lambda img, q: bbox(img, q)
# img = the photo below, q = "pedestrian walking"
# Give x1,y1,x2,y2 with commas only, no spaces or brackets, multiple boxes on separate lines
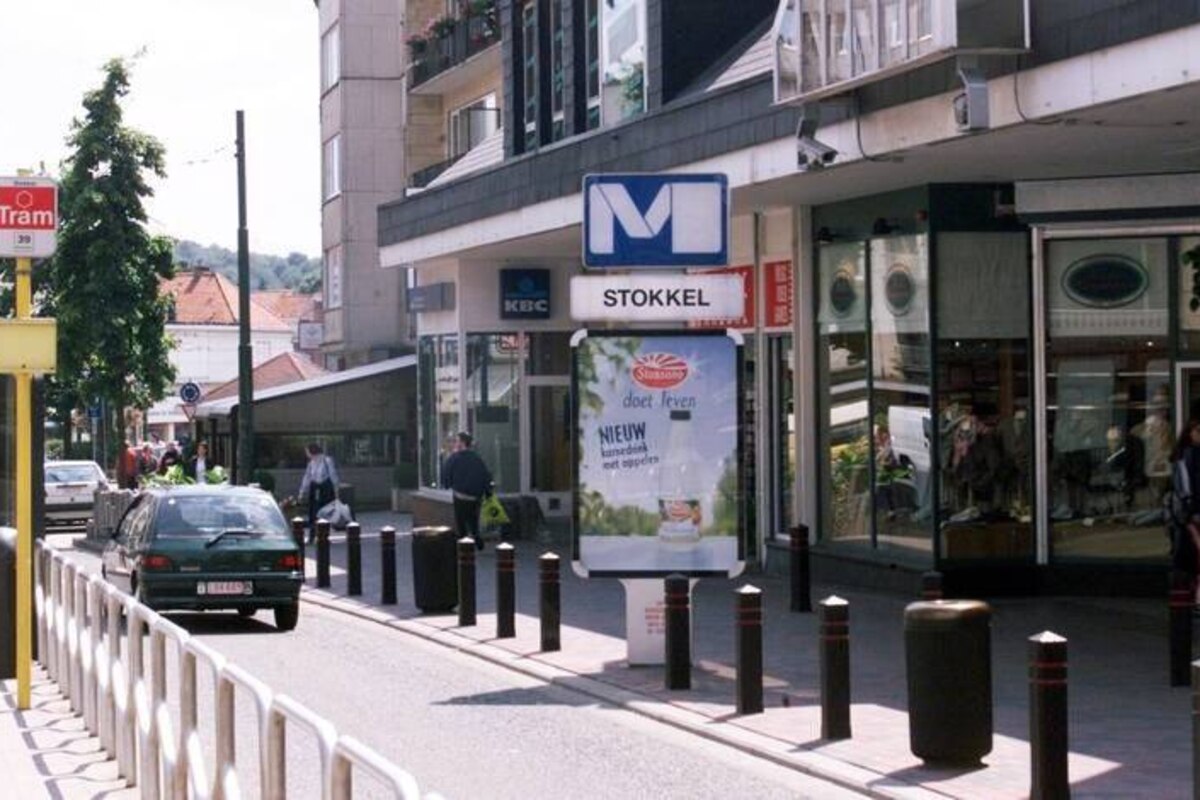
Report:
298,442,339,544
157,441,181,474
115,440,139,490
185,441,212,484
440,431,493,550
1168,420,1200,598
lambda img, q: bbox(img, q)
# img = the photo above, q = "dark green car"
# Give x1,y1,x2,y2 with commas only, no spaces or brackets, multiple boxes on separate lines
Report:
101,485,303,631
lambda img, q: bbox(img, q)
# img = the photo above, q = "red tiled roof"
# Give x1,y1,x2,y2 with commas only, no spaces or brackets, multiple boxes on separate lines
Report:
161,269,292,332
254,290,321,325
202,351,328,402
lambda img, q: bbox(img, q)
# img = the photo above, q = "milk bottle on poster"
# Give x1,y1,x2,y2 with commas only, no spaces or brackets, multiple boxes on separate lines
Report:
657,409,702,544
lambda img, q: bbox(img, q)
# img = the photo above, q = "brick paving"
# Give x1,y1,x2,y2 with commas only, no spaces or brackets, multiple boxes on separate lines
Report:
310,512,1188,797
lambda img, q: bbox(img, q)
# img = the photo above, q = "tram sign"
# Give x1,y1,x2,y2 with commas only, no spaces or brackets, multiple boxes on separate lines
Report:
0,177,58,258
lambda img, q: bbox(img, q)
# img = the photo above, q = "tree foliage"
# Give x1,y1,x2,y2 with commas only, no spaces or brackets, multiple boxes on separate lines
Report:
173,239,321,293
47,59,176,452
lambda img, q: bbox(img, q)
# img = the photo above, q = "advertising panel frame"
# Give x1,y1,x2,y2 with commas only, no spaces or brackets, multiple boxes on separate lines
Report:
571,328,746,579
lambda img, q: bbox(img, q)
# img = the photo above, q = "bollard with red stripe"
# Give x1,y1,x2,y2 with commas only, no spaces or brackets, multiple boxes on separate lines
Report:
665,574,691,690
316,519,332,588
920,570,944,601
790,524,812,613
1170,570,1192,687
820,595,851,740
736,585,764,714
457,537,476,627
496,543,516,638
539,553,561,652
1029,631,1069,800
291,517,307,579
379,526,397,605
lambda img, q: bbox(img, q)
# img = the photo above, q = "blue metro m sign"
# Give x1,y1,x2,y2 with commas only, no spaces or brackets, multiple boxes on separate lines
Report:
583,173,729,269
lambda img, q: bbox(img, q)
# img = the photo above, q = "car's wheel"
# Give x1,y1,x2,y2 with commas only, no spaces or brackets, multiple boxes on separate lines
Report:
237,607,257,618
274,602,299,632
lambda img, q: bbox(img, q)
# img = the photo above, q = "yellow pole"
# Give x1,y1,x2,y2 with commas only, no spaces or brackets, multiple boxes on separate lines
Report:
15,256,32,710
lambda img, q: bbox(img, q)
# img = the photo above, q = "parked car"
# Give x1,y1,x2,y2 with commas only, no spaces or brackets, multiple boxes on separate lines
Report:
100,485,303,631
44,460,109,530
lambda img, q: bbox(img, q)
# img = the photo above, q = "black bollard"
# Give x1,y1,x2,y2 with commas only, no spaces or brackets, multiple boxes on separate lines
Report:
1193,661,1200,800
457,537,476,627
820,595,851,740
664,574,691,690
379,526,397,605
790,524,812,613
539,553,561,652
291,517,306,577
921,570,944,601
346,522,362,596
1170,570,1192,687
736,585,764,715
496,543,516,638
1029,631,1069,800
316,519,332,588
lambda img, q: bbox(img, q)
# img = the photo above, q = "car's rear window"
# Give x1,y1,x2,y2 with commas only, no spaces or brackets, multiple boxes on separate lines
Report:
154,494,289,539
45,465,103,483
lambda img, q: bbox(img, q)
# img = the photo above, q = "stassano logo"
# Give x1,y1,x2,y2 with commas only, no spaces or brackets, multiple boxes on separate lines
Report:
632,353,689,390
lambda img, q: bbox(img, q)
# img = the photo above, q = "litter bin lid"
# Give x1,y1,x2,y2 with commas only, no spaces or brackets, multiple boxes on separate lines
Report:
904,599,991,628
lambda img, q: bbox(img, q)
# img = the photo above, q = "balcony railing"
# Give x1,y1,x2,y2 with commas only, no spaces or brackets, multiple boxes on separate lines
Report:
410,4,500,89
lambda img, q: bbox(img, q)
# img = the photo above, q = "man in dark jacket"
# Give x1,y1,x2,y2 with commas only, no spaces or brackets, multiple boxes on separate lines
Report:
440,431,493,550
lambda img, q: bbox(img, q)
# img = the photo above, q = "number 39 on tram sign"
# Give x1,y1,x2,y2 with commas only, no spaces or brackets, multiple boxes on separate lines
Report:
0,177,58,258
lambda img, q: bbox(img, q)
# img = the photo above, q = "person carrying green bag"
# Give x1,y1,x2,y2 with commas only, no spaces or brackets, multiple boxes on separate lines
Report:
440,431,495,550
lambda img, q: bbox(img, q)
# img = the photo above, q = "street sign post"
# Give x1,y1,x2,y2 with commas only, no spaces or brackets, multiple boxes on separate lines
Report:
179,381,202,405
0,174,59,710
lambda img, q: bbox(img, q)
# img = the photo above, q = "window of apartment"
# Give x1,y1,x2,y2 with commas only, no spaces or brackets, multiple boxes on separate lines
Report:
550,0,566,141
585,0,601,129
320,24,341,91
522,1,539,151
324,245,343,309
601,0,645,123
322,134,341,200
449,94,498,159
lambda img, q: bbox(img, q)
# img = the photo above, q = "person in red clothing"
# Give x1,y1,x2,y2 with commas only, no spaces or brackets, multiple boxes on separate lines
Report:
115,441,139,490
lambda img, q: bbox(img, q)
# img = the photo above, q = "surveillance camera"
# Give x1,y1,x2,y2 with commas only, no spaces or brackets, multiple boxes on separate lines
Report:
797,136,837,170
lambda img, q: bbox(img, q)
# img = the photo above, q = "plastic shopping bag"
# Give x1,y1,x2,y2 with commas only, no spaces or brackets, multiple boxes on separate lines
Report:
480,493,510,527
317,499,353,530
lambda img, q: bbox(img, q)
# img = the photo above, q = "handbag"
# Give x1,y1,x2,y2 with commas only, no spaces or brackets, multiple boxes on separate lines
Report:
480,493,510,527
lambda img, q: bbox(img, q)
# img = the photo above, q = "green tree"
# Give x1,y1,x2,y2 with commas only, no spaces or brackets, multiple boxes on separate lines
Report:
47,59,176,460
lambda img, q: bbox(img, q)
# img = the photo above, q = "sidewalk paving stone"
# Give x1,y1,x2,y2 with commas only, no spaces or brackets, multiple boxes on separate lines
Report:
302,510,1187,799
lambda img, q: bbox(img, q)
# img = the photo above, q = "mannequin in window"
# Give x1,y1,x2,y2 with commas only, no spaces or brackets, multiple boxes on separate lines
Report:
1134,385,1174,512
996,407,1031,519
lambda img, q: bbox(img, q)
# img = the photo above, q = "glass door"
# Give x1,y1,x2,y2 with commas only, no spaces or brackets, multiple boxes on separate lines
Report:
524,376,572,515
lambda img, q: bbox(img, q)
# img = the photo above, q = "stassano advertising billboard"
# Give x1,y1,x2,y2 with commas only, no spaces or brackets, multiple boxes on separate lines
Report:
571,329,744,577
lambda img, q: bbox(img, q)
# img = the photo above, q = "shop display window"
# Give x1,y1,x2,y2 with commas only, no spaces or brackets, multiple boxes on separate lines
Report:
936,233,1033,560
816,242,869,546
466,334,521,493
1045,237,1170,561
418,335,461,489
0,376,11,526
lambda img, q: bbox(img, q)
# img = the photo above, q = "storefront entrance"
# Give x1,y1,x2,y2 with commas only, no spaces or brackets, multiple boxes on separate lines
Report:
523,377,572,515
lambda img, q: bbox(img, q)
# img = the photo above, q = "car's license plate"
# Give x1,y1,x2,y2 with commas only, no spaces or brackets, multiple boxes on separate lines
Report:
197,581,252,596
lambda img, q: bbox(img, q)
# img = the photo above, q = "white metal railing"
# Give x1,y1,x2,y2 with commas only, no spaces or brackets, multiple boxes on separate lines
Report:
34,541,444,800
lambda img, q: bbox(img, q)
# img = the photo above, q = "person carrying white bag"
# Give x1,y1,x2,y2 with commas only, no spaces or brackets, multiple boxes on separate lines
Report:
298,442,341,542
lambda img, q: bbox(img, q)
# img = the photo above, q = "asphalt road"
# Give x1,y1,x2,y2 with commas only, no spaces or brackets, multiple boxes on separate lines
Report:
62,543,867,800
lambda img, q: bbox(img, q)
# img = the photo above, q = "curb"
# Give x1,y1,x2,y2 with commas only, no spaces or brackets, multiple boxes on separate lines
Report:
298,587,951,800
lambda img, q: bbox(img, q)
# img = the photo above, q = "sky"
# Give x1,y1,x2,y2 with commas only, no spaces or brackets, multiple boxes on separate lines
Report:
0,0,321,256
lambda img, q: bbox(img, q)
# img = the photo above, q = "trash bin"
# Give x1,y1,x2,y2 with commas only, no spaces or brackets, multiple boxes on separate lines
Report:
904,599,993,764
411,526,457,612
0,528,16,679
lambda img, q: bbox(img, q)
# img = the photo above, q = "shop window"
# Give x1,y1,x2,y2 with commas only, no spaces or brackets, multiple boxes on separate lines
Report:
768,335,796,537
0,376,11,527
527,332,571,376
869,235,931,555
466,335,521,493
1045,237,1171,562
936,233,1032,561
418,335,461,489
1178,236,1200,356
816,242,869,546
253,433,404,471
